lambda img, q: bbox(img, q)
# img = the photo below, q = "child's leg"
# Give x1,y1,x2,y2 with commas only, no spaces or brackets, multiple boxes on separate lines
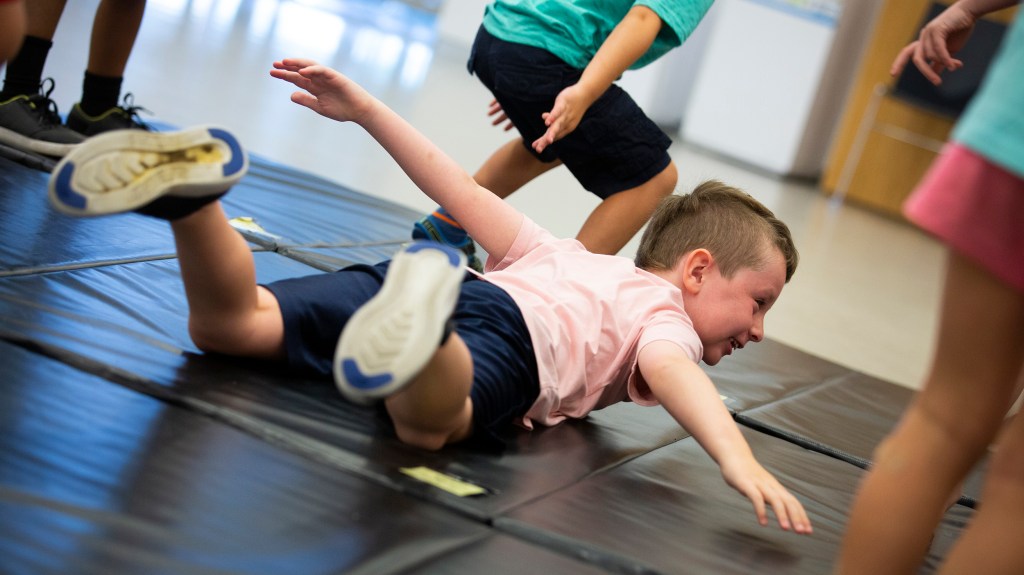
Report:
385,333,475,450
0,1,25,65
334,242,473,450
171,202,285,360
473,138,562,199
46,126,279,359
836,252,1024,573
575,160,677,255
86,0,145,78
938,406,1024,573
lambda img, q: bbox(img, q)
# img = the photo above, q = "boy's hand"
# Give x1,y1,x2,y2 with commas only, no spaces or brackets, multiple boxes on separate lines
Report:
720,455,813,534
270,58,375,123
532,83,593,153
487,99,515,132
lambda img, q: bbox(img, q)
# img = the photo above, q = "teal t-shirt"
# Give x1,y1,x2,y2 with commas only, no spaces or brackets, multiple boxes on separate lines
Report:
952,9,1024,178
481,0,714,70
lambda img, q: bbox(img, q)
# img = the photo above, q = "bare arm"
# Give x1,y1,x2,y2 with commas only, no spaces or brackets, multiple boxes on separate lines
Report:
532,5,664,152
270,58,523,260
891,0,1019,84
638,340,812,534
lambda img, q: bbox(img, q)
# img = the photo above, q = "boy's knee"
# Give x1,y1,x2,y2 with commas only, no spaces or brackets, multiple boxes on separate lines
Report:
188,320,245,355
394,426,448,451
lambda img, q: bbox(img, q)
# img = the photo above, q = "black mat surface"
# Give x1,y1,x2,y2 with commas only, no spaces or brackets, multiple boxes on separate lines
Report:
735,372,988,505
0,149,974,573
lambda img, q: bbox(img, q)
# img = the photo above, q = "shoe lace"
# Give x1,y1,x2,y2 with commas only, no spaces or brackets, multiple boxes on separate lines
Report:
26,78,66,128
116,93,152,130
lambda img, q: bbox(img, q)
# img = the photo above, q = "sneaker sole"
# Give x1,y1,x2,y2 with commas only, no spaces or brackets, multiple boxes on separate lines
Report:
48,125,247,217
0,126,83,157
334,241,467,405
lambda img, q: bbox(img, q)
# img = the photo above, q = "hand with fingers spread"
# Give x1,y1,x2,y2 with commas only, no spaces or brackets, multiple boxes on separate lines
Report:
487,99,515,132
891,3,980,85
720,455,813,534
269,58,376,124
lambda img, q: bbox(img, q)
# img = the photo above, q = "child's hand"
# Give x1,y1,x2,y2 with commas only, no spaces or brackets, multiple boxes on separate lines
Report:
487,99,515,132
890,3,976,85
720,456,813,534
270,58,375,124
532,83,591,153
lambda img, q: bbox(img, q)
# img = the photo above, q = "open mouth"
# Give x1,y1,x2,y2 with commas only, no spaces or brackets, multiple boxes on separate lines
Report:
730,338,742,351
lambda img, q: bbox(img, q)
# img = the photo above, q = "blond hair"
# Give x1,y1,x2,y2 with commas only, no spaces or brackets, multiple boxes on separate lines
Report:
634,180,798,282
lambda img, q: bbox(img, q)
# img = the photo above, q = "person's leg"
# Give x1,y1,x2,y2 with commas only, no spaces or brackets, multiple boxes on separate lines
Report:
85,0,145,79
68,0,148,134
0,0,84,156
938,404,1024,574
473,138,562,199
0,0,27,65
576,160,677,255
835,251,1024,574
171,202,286,360
46,125,275,357
1,0,65,97
384,333,475,450
334,242,475,450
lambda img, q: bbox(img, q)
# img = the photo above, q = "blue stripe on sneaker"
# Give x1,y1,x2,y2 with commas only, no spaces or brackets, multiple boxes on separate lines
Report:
342,359,393,390
406,241,462,267
53,162,86,209
208,128,245,177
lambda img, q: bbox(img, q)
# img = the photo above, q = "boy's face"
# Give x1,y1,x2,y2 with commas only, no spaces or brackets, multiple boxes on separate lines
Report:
686,248,786,365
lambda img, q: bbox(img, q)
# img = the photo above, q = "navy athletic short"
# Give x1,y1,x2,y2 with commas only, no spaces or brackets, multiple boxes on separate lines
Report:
263,261,540,451
468,25,673,199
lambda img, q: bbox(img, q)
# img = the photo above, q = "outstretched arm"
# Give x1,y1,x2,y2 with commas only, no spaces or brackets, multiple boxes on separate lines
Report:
638,340,813,534
532,5,663,152
891,0,1019,84
270,58,523,260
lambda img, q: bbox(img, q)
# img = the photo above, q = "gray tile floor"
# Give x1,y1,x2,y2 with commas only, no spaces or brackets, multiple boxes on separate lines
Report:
37,0,943,390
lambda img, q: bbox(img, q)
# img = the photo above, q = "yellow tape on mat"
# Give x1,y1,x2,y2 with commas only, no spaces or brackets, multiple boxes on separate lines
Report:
400,466,487,497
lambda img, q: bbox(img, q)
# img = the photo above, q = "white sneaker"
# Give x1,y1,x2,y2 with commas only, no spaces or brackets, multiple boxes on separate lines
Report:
48,125,247,219
334,241,467,404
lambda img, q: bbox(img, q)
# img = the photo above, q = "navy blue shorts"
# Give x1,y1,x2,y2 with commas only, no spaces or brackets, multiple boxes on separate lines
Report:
263,261,539,451
468,25,673,199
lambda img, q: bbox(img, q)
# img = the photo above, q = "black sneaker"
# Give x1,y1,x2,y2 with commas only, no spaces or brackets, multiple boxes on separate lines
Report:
0,79,85,157
48,125,248,220
66,93,152,136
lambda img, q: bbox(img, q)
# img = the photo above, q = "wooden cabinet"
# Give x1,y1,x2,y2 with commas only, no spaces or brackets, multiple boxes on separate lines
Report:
821,0,1017,219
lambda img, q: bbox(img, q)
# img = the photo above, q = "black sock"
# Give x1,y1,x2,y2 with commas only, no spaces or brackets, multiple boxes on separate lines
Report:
1,36,53,100
79,72,124,116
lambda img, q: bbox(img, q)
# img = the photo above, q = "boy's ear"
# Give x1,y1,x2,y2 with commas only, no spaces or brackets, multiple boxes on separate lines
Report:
679,248,714,294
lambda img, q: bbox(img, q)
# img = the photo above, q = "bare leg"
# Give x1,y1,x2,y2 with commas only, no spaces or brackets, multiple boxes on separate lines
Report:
473,138,561,200
835,252,1024,574
0,1,26,64
23,0,66,39
170,202,285,360
940,408,1024,574
87,0,145,76
385,333,475,451
475,140,677,255
576,160,677,255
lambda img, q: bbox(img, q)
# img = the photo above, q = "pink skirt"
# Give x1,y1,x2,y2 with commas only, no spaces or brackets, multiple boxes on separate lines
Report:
904,143,1024,293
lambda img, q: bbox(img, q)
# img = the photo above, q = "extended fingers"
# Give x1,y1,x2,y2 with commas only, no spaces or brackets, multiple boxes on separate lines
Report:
765,487,813,535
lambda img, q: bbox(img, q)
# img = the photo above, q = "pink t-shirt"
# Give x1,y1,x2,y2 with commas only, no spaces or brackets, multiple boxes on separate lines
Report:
481,216,703,428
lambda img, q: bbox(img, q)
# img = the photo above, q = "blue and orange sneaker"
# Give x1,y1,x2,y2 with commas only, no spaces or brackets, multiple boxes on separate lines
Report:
334,241,466,405
48,125,247,220
412,206,483,273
